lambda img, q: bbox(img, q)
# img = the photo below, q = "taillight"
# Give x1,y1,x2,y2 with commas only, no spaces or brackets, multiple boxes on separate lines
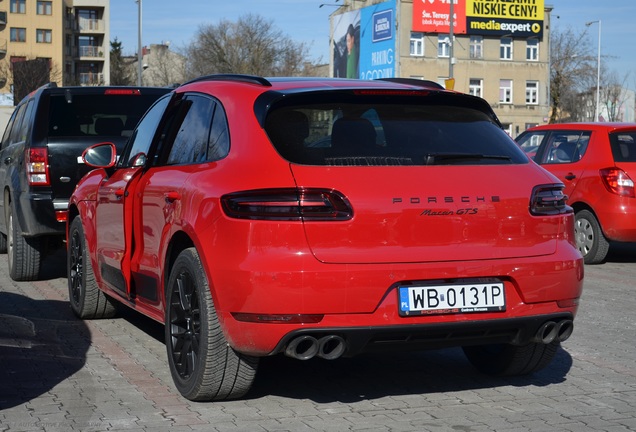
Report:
600,168,635,198
530,184,572,216
26,148,50,186
221,188,353,221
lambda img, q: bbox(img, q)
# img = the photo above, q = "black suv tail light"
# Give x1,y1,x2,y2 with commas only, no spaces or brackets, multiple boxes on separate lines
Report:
221,188,353,221
530,184,572,216
26,148,50,186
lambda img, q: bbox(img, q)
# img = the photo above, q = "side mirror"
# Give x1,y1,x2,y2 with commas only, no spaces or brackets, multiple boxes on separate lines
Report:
83,142,117,168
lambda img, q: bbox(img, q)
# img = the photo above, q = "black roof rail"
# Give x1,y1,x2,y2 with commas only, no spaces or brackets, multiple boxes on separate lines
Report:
376,77,445,90
183,74,272,87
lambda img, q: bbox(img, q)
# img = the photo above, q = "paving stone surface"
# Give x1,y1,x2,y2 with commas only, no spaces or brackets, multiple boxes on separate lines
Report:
1,244,635,431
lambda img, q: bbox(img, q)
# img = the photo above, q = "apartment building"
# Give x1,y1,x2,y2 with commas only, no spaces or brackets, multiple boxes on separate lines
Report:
0,0,110,103
330,0,551,136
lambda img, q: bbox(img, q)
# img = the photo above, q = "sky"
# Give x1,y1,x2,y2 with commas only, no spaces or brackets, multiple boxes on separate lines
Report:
110,0,636,87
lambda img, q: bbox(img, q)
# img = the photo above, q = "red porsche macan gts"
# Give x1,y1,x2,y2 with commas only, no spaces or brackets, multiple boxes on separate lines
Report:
67,75,584,401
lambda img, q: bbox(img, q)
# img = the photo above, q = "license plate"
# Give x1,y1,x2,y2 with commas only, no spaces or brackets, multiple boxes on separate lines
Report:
399,282,506,316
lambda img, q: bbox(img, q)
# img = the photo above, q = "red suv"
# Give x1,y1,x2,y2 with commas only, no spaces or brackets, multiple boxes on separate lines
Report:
516,123,636,264
67,75,583,401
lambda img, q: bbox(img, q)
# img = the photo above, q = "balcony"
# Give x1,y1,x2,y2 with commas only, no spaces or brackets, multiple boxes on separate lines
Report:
76,17,104,33
79,72,104,86
78,45,104,58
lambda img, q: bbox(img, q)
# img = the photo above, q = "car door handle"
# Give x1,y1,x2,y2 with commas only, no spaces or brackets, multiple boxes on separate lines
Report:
164,191,180,203
564,173,576,180
115,188,126,199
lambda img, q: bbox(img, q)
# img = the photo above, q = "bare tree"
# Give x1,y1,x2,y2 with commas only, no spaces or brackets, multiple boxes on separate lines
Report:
549,27,596,123
184,14,318,79
598,69,631,122
143,44,186,87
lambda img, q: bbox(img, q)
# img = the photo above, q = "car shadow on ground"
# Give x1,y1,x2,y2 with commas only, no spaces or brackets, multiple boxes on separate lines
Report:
605,242,636,263
0,292,90,410
247,346,573,403
91,295,575,403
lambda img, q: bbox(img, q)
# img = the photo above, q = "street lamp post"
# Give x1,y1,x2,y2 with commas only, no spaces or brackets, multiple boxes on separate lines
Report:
137,0,143,86
586,20,601,122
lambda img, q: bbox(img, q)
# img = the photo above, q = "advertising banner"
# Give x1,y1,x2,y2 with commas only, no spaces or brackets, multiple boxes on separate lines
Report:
412,0,467,34
411,0,544,39
332,0,396,80
466,0,544,38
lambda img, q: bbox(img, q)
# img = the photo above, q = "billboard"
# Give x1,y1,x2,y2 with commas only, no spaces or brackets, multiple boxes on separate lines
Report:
466,0,544,38
332,0,396,80
412,0,544,39
412,0,466,34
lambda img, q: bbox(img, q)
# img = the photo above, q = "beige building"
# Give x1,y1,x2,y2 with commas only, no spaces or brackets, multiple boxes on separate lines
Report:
0,0,110,103
330,0,552,136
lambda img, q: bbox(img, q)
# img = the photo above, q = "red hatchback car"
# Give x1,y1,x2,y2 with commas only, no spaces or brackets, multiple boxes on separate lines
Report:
67,75,583,401
516,123,636,264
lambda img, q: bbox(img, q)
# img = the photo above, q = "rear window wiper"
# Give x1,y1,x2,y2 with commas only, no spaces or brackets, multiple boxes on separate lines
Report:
424,153,512,165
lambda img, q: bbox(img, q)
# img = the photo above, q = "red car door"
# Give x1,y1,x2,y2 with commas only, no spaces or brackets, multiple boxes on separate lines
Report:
94,94,174,299
95,166,142,297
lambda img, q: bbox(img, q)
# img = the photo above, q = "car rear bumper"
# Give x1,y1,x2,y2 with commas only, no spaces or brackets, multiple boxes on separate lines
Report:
17,192,67,237
595,197,636,241
209,242,583,356
272,313,575,359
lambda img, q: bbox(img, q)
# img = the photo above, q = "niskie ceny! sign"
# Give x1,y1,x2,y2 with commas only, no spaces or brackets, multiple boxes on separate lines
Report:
412,0,544,39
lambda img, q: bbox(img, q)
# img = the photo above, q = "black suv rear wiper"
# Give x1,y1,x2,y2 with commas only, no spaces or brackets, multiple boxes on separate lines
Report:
424,153,512,165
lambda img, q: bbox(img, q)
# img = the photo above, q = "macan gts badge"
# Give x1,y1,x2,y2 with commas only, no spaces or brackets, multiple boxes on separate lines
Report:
67,74,584,401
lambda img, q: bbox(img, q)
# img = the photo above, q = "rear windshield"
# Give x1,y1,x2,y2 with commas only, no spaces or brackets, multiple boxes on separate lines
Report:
610,132,636,162
48,93,163,137
264,94,527,166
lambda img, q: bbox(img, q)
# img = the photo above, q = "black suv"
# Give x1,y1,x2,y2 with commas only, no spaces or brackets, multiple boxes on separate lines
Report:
0,83,171,280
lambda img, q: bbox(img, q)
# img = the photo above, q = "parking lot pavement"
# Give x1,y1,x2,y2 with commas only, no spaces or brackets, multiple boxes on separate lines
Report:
1,244,636,432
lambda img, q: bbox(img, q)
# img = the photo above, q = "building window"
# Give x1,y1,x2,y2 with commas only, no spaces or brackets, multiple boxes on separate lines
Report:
438,35,450,58
499,79,513,104
469,79,483,98
500,37,513,60
410,32,424,57
10,27,26,42
36,29,52,44
469,36,483,59
526,39,539,61
526,81,539,105
37,1,52,15
10,0,26,14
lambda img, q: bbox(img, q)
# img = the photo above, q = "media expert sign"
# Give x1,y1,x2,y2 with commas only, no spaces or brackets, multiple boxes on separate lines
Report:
359,0,396,80
412,0,544,38
466,0,544,37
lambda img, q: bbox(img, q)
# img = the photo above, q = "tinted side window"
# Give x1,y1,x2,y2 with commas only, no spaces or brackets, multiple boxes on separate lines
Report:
4,101,31,147
166,94,229,165
1,105,21,149
610,132,636,162
120,95,172,167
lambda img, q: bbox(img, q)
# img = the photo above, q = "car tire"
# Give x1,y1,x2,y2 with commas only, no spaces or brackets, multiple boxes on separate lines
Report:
67,216,117,319
463,341,559,376
165,247,258,401
574,209,610,264
7,201,42,281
